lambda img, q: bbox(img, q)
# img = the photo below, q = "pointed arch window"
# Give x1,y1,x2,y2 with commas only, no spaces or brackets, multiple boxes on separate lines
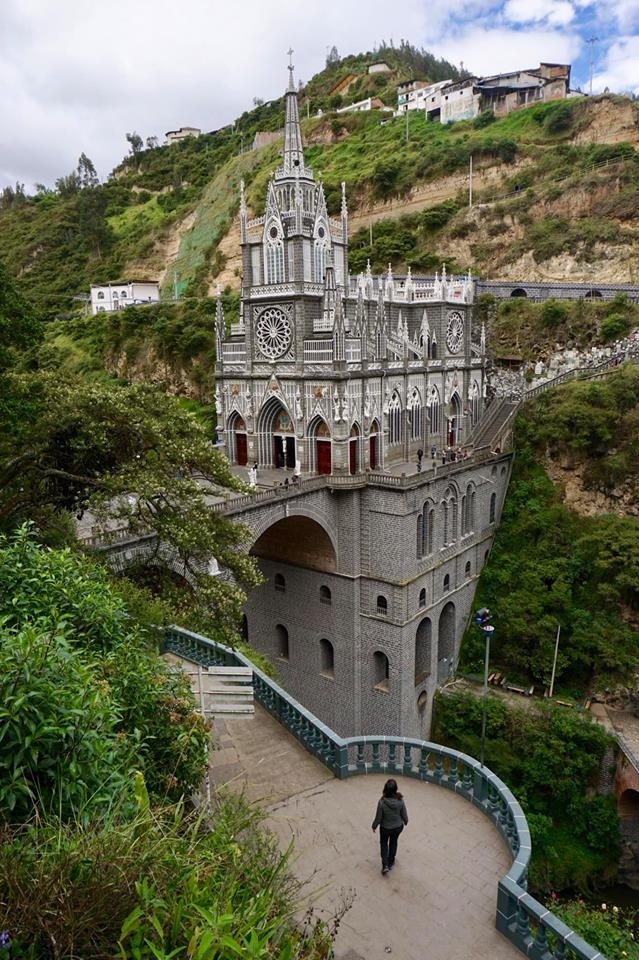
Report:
407,388,422,441
314,224,329,282
389,391,402,445
490,492,497,524
428,387,441,436
417,500,435,558
265,223,284,284
442,486,458,546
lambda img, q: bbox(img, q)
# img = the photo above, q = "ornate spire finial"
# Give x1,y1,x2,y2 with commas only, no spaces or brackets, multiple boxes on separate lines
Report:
287,47,295,90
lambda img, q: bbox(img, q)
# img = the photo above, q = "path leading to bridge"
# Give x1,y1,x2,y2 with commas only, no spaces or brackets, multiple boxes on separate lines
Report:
210,705,519,960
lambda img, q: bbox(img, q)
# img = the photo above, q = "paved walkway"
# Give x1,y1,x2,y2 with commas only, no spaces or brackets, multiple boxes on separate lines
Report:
210,705,519,960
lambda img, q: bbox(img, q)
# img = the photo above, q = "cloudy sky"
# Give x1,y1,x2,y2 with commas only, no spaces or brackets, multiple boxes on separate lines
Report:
1,0,637,192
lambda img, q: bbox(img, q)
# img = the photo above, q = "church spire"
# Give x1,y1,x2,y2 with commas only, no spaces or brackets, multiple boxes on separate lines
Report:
282,48,305,176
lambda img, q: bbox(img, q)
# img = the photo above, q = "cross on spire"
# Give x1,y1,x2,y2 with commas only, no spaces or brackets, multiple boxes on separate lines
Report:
287,47,295,89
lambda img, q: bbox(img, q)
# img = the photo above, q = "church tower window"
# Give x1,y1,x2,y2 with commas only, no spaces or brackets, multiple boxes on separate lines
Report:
389,392,402,445
408,388,422,441
265,224,284,283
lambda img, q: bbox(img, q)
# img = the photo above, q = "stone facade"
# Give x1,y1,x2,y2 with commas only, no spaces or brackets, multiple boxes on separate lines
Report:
214,61,511,738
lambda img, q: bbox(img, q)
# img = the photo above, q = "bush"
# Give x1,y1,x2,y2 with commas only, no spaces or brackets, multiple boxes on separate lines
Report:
0,795,338,959
541,299,568,329
544,101,574,135
600,312,631,342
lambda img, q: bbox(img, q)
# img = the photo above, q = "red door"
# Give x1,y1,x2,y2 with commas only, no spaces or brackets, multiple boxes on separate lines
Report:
369,434,378,469
317,440,332,475
349,438,358,475
236,433,248,465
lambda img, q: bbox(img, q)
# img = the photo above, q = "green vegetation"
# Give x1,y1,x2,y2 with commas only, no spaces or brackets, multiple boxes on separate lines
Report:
553,900,639,960
461,366,639,695
433,691,618,893
0,529,335,958
487,295,639,362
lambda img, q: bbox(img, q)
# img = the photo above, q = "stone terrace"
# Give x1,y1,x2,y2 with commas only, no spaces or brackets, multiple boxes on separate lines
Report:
211,704,518,960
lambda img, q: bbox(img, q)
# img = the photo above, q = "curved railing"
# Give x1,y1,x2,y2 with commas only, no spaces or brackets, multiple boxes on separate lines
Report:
162,626,605,960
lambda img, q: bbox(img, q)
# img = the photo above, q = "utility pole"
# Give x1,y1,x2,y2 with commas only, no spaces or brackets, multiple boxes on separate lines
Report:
549,624,561,698
469,155,473,208
587,37,599,96
405,105,409,143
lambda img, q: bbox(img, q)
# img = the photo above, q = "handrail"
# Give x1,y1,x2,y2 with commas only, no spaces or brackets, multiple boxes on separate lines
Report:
162,626,605,960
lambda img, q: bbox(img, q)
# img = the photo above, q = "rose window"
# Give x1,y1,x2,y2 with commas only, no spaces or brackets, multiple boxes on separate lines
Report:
255,308,292,360
446,311,464,354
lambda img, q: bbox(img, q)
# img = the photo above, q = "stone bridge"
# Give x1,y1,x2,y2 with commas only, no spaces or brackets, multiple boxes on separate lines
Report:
477,279,639,303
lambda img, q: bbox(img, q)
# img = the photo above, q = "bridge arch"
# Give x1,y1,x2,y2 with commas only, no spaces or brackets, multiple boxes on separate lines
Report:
510,288,528,298
250,514,337,573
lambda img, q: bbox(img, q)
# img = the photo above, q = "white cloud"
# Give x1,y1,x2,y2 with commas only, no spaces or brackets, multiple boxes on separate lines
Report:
504,0,576,27
593,35,639,93
440,26,579,77
0,0,635,191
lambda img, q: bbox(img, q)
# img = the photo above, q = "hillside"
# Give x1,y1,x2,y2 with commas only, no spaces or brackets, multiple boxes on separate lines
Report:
1,45,638,319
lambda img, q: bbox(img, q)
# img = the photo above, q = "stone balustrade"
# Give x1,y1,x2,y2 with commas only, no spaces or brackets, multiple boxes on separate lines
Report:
161,625,605,960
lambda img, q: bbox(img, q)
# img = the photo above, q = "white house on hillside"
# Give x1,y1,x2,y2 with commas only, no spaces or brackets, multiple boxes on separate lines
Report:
165,126,201,144
90,280,160,315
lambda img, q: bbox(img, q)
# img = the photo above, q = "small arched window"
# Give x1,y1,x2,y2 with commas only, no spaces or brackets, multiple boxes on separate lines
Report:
374,651,390,691
419,587,426,608
376,595,388,616
320,638,334,678
275,624,289,660
465,560,471,577
490,492,497,524
97,291,105,299
320,585,332,605
443,574,450,593
274,573,286,592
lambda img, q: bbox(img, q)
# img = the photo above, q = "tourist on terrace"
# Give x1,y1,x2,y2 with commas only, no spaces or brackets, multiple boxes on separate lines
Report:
372,778,409,875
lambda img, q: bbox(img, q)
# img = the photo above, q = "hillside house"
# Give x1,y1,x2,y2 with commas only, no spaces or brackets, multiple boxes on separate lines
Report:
368,60,391,74
439,63,571,124
165,126,201,144
336,96,391,115
398,62,571,124
90,280,159,315
398,79,453,114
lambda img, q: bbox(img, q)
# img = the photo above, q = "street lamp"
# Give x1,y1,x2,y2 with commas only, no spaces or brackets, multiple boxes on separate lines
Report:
475,608,495,768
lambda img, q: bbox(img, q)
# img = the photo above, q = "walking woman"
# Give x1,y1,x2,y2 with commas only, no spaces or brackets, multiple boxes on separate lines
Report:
372,778,409,875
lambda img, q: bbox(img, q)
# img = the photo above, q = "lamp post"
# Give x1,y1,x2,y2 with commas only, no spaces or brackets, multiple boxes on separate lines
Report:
475,608,494,768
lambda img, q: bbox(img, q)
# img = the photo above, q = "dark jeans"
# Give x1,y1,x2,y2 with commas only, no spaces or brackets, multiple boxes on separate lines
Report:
380,824,403,868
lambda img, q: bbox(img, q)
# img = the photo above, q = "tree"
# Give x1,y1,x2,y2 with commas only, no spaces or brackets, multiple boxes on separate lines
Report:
0,526,209,808
145,135,159,150
0,375,262,644
326,45,340,66
0,259,41,375
77,152,99,189
125,131,144,156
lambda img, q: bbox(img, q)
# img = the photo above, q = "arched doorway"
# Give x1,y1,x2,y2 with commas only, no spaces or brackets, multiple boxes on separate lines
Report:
349,423,360,475
369,418,380,469
447,393,462,447
229,413,248,465
437,601,455,683
510,288,528,298
256,398,296,468
312,418,332,475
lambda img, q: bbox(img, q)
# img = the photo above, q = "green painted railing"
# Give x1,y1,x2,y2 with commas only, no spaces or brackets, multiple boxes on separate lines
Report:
162,626,605,960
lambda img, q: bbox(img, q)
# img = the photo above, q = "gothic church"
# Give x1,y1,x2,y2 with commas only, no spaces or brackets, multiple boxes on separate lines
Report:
214,61,510,738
